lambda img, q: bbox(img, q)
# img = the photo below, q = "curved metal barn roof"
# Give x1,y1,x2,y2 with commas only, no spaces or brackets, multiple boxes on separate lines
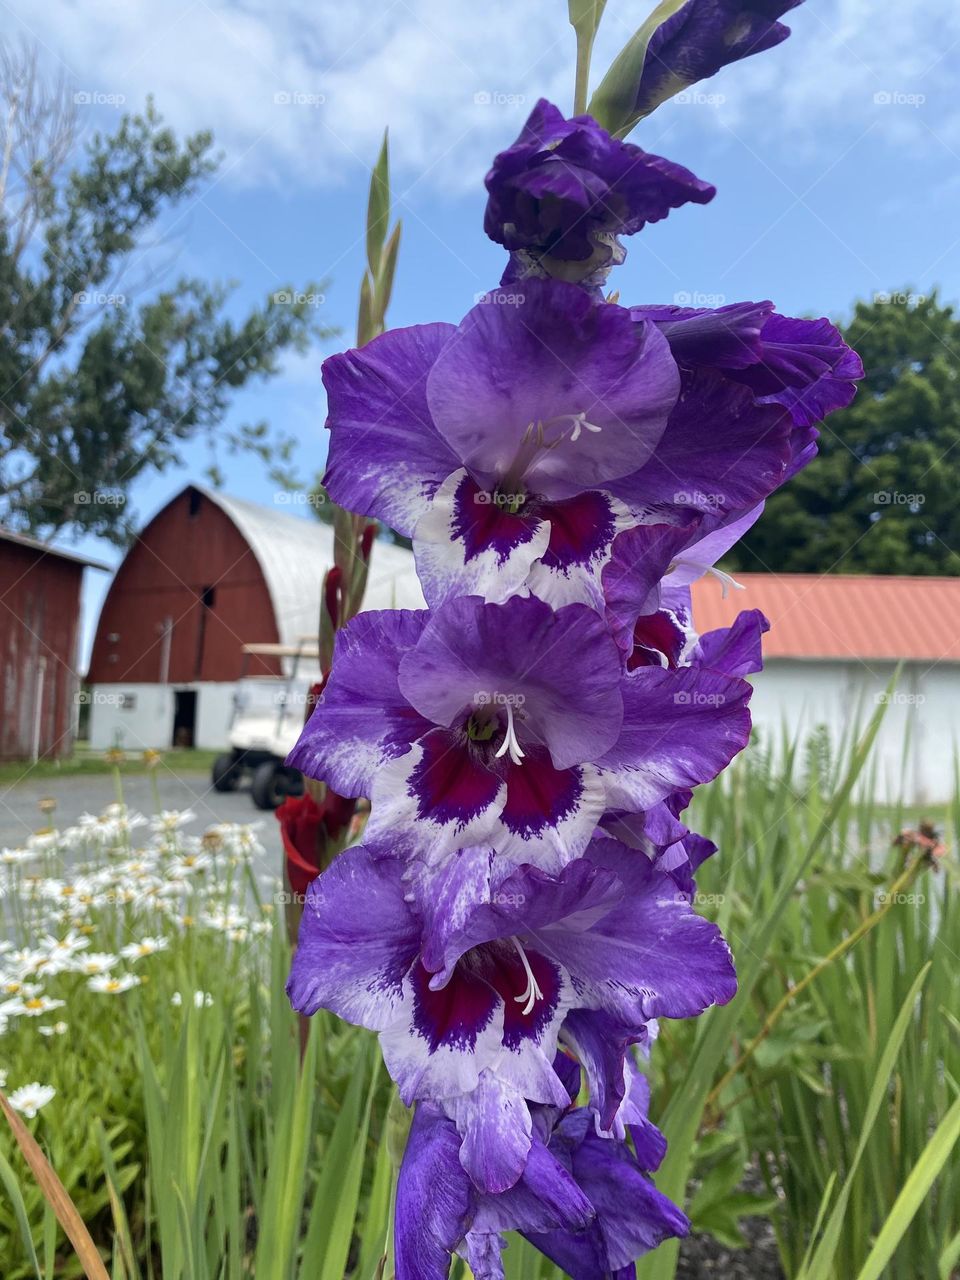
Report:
194,485,425,646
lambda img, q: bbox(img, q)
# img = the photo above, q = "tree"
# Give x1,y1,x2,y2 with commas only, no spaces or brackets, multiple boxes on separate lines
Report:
727,289,960,576
0,42,335,545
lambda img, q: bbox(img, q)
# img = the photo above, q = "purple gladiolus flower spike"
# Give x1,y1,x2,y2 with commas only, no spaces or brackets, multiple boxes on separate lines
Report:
284,16,844,1269
288,594,753,866
483,98,715,289
322,278,683,612
633,1,805,118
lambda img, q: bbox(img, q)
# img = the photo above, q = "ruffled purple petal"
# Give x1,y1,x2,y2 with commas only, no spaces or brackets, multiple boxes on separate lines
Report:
287,610,430,797
418,857,623,983
286,846,418,1029
728,312,864,426
561,1007,648,1133
322,322,461,535
602,519,702,656
596,667,753,811
425,281,679,499
696,608,770,677
396,1105,473,1280
631,300,774,368
543,836,737,1023
607,366,791,521
526,1113,688,1276
450,1071,534,1192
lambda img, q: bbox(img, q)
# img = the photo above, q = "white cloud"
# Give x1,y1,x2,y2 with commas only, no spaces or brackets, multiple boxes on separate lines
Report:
0,0,955,191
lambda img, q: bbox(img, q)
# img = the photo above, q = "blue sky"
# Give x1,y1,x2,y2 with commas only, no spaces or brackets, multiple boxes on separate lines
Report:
1,0,957,665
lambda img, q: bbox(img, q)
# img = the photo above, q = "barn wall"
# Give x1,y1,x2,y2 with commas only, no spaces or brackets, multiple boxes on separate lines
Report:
0,542,83,761
88,681,237,751
749,659,949,804
88,489,282,685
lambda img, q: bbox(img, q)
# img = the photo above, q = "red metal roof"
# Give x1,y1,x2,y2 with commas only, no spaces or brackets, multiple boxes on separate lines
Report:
691,574,960,663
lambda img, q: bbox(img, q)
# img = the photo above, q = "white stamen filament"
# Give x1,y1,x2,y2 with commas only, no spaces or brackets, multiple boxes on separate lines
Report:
511,937,543,1016
705,565,745,599
673,559,746,600
493,700,526,766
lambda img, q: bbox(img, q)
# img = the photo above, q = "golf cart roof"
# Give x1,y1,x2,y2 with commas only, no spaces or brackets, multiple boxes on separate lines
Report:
241,641,320,658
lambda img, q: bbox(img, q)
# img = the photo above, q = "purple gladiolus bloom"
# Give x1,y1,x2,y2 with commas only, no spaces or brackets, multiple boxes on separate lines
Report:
633,0,804,118
288,840,734,1193
321,278,682,611
483,99,715,288
288,595,753,866
394,1057,687,1279
320,280,804,611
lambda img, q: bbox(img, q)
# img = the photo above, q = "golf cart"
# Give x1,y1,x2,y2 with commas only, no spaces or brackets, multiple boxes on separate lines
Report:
211,640,321,810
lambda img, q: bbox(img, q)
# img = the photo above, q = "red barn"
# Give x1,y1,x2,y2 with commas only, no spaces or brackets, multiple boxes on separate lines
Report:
0,527,107,761
87,484,423,751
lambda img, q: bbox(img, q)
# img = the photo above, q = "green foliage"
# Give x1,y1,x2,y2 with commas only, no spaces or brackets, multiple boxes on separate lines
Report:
729,290,960,575
0,46,336,545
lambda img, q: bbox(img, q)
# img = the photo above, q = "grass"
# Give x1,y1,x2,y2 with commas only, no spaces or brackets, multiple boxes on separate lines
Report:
0,748,219,785
1,716,959,1279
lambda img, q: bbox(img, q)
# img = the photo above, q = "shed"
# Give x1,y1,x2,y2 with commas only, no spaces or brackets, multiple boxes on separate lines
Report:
691,573,960,804
87,484,424,751
0,528,107,762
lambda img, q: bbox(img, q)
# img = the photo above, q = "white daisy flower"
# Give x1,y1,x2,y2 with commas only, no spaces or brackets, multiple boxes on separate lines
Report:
1,994,66,1018
75,952,119,976
9,1082,56,1117
200,907,248,932
87,974,140,995
37,930,90,957
120,937,169,962
26,832,59,853
37,1021,69,1037
0,977,41,998
150,810,196,833
0,847,33,866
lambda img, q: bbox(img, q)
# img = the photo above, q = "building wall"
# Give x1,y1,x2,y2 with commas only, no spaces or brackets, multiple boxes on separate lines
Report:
88,682,238,751
0,542,83,761
751,659,951,804
87,488,281,686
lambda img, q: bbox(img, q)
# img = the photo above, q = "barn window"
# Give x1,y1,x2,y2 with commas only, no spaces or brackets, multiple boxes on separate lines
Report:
201,585,216,608
188,489,201,518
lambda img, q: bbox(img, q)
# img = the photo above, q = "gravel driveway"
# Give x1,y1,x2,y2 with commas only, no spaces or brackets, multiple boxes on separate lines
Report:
0,769,283,881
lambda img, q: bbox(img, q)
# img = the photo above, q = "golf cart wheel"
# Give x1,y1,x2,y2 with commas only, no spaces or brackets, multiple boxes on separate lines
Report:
212,753,241,792
251,761,287,810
